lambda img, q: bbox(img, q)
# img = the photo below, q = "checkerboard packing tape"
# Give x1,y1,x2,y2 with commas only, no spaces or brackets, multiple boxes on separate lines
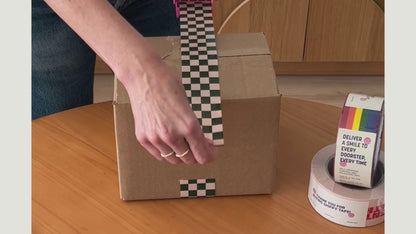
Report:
176,0,224,146
334,93,384,188
308,144,384,227
179,178,216,198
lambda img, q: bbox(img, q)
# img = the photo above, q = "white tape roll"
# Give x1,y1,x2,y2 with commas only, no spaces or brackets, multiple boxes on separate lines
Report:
308,144,384,227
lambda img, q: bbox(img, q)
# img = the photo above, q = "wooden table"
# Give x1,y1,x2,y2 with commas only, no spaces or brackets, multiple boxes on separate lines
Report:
32,97,384,233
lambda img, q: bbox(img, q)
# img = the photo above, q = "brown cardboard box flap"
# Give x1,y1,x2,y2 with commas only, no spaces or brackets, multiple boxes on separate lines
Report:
114,33,278,104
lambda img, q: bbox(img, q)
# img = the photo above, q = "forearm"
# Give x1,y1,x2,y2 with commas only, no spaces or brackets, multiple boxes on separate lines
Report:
44,0,163,85
42,0,217,165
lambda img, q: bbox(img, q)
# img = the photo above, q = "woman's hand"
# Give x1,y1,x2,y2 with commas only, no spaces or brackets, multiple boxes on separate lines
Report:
120,56,219,164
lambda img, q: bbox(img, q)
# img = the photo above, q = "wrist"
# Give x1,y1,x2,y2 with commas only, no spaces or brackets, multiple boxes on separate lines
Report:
113,45,164,87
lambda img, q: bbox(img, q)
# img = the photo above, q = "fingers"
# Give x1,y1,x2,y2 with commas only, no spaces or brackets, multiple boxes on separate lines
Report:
136,132,181,164
137,130,198,164
149,135,184,164
136,127,216,165
167,138,197,165
158,127,198,164
184,122,219,164
133,100,218,164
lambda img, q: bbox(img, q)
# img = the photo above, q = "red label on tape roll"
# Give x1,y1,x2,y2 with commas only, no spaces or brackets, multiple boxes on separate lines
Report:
308,144,384,227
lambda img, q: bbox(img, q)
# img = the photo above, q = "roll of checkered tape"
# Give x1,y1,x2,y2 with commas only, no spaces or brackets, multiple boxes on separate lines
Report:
334,93,384,188
308,144,384,227
175,0,224,146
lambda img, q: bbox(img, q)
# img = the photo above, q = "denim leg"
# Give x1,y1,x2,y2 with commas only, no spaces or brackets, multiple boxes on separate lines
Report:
120,0,180,37
32,0,96,120
32,0,179,120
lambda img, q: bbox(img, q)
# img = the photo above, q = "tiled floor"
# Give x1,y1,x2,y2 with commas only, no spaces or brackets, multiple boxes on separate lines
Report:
94,74,384,107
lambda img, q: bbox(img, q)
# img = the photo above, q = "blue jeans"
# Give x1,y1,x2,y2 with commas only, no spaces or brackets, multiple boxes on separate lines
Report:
32,0,179,119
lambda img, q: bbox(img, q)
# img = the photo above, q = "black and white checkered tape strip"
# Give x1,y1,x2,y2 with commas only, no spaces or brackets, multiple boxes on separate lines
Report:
176,0,224,146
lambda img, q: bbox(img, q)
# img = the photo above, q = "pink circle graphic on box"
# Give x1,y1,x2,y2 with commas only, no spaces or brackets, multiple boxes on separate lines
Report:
313,188,316,194
348,212,355,218
364,137,371,145
340,161,347,167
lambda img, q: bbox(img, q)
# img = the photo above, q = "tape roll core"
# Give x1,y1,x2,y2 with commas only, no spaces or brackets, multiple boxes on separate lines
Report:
308,144,384,227
328,157,384,190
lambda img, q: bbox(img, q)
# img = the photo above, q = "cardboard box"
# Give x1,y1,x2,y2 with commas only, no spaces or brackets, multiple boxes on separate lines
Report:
113,33,281,200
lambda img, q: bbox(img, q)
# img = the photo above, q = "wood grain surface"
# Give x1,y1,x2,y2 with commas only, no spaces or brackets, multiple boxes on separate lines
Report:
94,0,384,75
216,0,309,62
304,0,384,62
32,98,384,233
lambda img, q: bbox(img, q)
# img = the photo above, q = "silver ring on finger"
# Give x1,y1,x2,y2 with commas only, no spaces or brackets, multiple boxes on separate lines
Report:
161,151,174,158
175,148,190,158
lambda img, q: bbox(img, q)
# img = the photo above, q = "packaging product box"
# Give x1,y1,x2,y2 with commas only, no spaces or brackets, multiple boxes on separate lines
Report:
113,33,281,200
